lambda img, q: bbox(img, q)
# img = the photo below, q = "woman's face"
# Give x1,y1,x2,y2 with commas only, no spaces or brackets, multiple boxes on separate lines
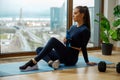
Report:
73,8,84,22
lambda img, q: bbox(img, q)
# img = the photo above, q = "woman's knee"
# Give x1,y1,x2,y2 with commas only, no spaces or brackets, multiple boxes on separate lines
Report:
36,47,43,54
48,37,58,44
50,37,57,41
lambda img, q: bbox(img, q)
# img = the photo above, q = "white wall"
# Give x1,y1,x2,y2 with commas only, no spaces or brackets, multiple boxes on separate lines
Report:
116,0,120,4
104,0,116,23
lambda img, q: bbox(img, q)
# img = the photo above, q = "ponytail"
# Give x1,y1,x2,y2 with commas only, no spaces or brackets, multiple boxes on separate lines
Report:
75,6,91,31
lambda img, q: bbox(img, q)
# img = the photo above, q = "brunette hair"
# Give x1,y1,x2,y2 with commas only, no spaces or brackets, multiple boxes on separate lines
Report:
75,6,91,31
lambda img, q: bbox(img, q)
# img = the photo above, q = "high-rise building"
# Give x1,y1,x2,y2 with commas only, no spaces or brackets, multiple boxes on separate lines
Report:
18,8,23,25
50,2,65,31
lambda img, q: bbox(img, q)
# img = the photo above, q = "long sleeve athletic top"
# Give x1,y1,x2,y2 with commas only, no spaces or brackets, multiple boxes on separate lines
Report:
67,24,90,63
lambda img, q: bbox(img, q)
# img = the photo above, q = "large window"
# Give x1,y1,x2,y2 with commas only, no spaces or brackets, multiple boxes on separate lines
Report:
0,0,100,54
0,0,67,53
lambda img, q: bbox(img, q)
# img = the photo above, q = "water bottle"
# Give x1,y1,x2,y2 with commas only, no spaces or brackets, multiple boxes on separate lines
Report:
66,31,71,47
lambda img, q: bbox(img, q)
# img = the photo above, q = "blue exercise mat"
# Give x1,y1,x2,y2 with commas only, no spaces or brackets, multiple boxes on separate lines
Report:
0,56,113,77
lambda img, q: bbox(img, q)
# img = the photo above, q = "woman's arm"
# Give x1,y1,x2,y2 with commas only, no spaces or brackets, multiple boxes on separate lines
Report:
81,46,89,63
81,29,97,65
63,37,67,44
81,46,97,66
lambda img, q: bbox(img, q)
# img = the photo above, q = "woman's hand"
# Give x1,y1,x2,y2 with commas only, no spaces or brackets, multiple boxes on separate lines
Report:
63,37,67,44
87,62,97,66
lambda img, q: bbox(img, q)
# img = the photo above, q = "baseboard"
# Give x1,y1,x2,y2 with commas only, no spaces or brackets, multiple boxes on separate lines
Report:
113,46,120,51
0,52,36,58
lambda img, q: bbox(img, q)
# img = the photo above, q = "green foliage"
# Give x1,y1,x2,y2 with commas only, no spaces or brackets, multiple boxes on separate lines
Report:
113,5,120,17
95,5,120,44
112,19,120,27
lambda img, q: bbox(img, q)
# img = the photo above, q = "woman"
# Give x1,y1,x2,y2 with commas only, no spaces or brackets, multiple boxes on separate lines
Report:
19,6,96,71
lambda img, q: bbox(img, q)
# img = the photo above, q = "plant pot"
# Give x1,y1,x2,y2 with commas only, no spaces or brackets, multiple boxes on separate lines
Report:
101,43,113,55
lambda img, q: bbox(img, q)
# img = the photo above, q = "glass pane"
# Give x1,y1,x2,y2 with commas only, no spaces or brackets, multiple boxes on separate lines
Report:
73,0,98,47
0,0,67,54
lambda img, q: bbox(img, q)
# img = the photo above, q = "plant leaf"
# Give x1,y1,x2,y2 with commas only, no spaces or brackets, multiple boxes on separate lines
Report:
112,19,120,27
100,31,109,43
109,30,118,40
113,5,120,17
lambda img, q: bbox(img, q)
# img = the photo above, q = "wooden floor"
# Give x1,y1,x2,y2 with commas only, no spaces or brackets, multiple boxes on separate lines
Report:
0,50,120,80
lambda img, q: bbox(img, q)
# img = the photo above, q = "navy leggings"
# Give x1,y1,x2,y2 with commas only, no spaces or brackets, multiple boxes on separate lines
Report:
36,47,59,62
34,37,79,66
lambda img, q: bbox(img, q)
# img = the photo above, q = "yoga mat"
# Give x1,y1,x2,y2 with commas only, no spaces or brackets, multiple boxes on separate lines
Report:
0,56,113,77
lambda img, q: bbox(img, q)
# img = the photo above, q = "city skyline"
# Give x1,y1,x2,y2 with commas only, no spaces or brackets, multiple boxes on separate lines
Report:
0,0,65,18
0,0,94,18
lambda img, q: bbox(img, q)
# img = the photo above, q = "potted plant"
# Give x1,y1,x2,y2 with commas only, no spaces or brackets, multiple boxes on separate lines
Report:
95,5,120,55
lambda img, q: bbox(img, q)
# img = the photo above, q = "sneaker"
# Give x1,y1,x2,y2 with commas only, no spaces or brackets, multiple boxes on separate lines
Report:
20,64,38,72
19,59,38,71
49,60,60,70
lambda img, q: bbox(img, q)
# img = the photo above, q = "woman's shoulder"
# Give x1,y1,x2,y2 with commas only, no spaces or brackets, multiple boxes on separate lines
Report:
71,25,77,28
81,25,89,31
69,25,77,30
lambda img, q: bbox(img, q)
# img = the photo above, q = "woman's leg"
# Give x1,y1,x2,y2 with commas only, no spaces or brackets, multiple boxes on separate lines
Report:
34,37,67,62
36,47,60,69
36,47,59,63
19,37,68,71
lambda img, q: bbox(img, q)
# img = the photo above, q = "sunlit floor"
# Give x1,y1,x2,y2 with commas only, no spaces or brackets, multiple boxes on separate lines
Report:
0,50,120,80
